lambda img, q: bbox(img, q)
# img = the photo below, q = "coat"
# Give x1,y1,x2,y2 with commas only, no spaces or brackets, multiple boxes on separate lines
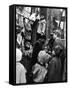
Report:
32,63,47,83
16,62,27,84
16,48,27,84
47,56,62,82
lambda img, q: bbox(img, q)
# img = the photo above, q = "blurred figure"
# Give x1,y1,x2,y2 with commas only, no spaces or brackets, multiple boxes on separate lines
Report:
53,30,62,46
32,50,51,83
32,39,45,67
20,41,33,83
53,30,66,80
16,48,27,84
47,30,64,53
47,45,63,82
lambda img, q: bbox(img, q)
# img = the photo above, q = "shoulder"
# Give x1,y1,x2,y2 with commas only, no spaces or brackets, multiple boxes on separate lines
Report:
16,62,27,73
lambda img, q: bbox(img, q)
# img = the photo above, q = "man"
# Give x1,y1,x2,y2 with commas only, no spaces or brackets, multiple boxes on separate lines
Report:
47,45,62,82
53,30,63,48
48,30,64,52
48,30,66,81
16,48,27,84
32,50,51,83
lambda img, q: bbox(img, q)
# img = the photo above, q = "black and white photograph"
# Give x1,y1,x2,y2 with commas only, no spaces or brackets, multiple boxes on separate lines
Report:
16,5,67,84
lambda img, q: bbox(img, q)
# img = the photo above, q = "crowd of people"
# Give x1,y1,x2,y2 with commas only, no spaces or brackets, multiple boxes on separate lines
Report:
16,7,66,84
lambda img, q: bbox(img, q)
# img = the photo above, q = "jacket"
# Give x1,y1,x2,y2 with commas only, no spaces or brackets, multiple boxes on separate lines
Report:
47,56,62,82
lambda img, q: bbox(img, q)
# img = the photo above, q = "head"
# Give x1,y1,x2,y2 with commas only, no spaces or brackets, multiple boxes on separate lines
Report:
53,45,63,56
38,50,51,64
53,30,61,39
16,48,22,62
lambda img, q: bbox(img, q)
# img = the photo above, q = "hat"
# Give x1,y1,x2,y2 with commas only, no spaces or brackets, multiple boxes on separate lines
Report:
38,50,51,64
16,48,22,62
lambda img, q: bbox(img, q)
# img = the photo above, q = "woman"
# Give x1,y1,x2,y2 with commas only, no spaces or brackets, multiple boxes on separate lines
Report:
32,50,51,83
16,48,27,84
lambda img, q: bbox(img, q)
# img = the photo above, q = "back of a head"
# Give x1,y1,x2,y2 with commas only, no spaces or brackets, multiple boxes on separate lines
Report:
38,50,51,64
54,30,61,38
